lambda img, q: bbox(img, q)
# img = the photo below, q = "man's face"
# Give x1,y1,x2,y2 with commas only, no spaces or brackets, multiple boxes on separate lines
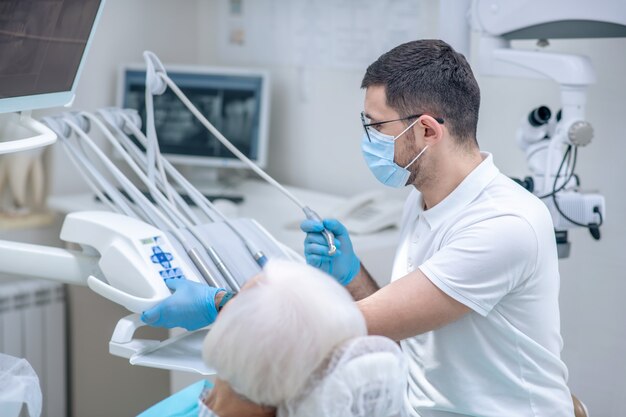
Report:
363,85,427,185
363,85,404,139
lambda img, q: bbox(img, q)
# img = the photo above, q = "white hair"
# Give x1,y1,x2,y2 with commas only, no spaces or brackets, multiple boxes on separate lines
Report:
202,259,367,406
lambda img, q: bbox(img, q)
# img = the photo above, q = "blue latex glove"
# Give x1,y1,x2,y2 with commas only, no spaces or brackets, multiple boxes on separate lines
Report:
300,218,360,286
141,278,225,331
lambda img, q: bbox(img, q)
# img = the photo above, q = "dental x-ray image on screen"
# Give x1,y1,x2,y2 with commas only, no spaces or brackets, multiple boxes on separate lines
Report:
120,68,269,168
0,0,101,99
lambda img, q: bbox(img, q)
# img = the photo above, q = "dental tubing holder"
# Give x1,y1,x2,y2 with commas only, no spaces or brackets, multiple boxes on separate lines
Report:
143,51,336,256
60,211,298,374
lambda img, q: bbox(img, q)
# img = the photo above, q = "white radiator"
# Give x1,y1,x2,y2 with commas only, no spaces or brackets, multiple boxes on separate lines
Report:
0,280,67,417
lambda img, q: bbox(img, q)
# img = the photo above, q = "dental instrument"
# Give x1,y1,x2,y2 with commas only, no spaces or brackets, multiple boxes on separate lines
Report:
39,110,297,368
141,51,337,256
100,107,269,269
47,109,271,292
44,114,224,289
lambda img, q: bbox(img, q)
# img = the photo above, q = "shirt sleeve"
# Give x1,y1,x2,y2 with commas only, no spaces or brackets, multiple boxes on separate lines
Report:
419,215,538,316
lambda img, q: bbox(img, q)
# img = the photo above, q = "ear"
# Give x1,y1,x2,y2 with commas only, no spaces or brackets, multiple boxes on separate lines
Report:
417,115,444,146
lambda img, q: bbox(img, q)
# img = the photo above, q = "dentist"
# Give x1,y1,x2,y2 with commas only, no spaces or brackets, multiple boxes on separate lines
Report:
301,39,573,417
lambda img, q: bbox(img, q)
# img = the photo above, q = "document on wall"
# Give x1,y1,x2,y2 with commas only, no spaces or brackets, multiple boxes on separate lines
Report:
290,0,423,70
216,0,427,70
215,0,290,66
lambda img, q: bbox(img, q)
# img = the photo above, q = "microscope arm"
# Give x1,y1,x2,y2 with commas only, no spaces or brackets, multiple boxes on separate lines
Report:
479,36,596,86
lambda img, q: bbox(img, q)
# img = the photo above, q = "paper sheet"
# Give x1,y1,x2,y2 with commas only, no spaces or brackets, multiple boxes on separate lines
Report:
216,0,424,70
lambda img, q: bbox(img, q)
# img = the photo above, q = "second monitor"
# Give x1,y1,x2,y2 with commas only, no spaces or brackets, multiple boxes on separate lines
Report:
117,64,270,171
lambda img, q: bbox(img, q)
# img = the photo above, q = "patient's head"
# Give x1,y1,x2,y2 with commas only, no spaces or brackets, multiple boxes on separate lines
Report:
203,260,367,407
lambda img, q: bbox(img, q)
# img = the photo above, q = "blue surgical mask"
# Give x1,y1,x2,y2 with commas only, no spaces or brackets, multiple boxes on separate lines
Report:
137,379,212,417
361,119,428,188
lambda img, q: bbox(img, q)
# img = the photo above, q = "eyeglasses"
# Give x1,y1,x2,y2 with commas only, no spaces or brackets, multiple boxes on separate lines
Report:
360,111,444,142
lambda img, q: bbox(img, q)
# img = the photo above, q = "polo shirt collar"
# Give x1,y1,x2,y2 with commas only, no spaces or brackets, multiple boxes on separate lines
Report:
418,152,500,230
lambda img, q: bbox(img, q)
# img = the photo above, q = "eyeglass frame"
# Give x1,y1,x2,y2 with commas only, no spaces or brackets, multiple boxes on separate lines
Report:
360,111,444,142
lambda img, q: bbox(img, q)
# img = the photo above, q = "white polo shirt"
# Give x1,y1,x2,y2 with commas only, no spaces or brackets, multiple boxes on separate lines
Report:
391,153,573,417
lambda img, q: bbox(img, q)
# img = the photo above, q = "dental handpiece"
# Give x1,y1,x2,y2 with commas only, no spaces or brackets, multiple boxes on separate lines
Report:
253,251,268,267
206,246,241,292
159,71,337,256
303,206,337,256
188,248,221,287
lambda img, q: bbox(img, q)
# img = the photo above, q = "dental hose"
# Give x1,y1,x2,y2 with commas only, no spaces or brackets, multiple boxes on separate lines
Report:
143,53,336,256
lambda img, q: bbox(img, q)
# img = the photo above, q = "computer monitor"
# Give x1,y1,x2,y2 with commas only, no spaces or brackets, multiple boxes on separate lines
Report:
118,64,270,170
0,0,106,114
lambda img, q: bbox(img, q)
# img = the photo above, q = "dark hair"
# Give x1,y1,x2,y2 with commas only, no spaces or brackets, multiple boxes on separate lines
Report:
361,39,480,146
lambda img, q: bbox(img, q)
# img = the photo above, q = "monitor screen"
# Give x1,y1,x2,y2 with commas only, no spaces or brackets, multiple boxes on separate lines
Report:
119,67,270,169
0,0,104,112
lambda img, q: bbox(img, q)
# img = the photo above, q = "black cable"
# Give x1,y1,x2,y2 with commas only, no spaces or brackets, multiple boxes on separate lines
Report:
538,146,572,199
551,193,590,228
524,137,601,236
594,207,604,226
530,141,601,238
548,147,581,225
538,146,579,199
552,192,603,241
550,148,603,231
559,146,578,192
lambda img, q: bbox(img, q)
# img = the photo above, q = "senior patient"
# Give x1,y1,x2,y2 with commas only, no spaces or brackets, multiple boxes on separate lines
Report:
139,259,406,417
200,259,407,417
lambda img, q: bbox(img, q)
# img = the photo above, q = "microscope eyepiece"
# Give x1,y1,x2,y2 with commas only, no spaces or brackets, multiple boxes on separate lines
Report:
528,106,552,127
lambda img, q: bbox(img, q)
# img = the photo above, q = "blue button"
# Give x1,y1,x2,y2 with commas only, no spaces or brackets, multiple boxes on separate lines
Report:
150,246,174,269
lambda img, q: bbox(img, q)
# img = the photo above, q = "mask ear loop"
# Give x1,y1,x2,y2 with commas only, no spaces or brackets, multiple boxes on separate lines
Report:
396,117,427,169
393,116,421,141
404,145,428,169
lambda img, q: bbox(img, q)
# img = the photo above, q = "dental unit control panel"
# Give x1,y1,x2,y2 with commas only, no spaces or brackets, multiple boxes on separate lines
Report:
60,211,203,314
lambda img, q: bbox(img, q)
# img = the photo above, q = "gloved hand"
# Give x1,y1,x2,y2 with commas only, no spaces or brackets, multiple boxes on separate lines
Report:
141,278,225,331
300,218,360,286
